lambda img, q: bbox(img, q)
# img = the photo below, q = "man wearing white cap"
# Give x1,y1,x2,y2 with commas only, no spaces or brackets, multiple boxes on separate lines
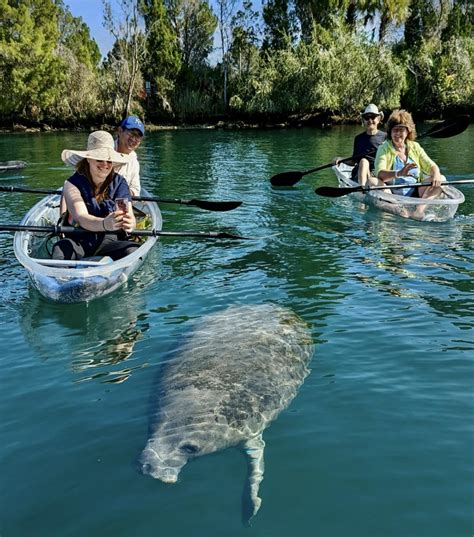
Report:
345,104,386,187
115,115,145,196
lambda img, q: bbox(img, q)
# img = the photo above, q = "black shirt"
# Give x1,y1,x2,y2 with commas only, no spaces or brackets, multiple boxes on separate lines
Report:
352,130,387,168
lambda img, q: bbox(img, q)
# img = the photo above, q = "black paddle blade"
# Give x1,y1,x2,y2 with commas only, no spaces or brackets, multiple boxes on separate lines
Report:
315,185,362,197
424,115,470,138
270,171,304,187
189,199,242,211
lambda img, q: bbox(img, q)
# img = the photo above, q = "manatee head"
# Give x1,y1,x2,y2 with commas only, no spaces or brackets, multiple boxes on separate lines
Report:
138,428,213,483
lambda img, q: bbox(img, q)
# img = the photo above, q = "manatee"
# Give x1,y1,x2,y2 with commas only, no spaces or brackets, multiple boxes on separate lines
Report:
138,304,314,519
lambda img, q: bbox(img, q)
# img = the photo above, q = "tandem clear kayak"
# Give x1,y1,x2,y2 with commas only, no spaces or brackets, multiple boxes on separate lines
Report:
13,189,162,303
333,162,464,222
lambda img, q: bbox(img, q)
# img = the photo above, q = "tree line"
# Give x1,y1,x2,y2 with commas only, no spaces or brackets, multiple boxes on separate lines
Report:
0,0,472,127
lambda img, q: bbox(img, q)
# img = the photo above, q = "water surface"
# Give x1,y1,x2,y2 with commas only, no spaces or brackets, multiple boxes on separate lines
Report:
0,125,473,537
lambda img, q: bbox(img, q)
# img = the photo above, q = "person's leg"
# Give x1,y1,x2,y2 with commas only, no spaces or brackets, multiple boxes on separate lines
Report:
357,158,371,186
95,234,140,260
414,175,447,220
52,239,85,260
358,158,385,188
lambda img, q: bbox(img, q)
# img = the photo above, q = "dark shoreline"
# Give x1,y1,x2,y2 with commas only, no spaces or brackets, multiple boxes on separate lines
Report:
0,109,471,134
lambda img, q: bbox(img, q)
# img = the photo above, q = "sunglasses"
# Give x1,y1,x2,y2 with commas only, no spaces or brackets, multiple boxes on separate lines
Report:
363,114,378,120
125,129,143,141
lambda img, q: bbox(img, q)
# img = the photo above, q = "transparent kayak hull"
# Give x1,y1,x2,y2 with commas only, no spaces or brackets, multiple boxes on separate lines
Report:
333,162,464,222
13,189,162,303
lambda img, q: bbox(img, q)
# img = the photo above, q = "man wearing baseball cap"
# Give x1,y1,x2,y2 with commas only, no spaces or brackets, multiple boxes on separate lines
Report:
115,115,145,196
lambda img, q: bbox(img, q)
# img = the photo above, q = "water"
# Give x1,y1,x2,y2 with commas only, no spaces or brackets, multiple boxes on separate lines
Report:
0,126,473,537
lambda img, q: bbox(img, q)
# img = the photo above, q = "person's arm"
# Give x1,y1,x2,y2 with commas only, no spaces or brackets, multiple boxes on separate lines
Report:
378,162,417,183
63,182,125,232
114,176,136,232
127,160,141,197
374,143,403,183
428,163,442,187
412,142,440,185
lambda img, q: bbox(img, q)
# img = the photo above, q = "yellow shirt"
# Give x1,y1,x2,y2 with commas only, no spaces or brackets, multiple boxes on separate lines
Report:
374,140,436,181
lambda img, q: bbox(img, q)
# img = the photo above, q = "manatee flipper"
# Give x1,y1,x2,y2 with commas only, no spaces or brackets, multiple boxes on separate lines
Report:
243,434,265,520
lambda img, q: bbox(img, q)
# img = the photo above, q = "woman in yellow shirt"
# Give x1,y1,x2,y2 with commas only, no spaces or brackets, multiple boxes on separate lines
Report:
374,109,445,200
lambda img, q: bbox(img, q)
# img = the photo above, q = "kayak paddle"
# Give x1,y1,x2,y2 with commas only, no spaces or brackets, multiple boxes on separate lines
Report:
0,223,254,240
0,185,241,212
315,179,474,198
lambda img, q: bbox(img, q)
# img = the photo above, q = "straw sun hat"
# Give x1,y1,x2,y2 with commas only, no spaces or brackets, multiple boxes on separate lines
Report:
61,131,130,167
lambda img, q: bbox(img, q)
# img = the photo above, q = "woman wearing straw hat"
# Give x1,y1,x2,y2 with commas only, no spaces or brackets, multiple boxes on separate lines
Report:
52,131,140,261
336,104,386,187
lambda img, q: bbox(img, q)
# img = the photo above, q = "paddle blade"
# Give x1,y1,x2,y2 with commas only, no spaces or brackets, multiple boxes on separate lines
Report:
189,199,242,211
315,185,361,197
424,115,470,138
270,171,304,187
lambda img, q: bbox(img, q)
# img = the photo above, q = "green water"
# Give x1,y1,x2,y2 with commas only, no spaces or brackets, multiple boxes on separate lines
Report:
0,126,473,537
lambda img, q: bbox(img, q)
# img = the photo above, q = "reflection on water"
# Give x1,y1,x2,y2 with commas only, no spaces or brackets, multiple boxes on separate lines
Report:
338,208,473,322
16,285,151,384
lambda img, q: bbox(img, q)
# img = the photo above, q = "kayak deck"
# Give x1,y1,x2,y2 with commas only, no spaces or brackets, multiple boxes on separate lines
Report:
333,162,464,222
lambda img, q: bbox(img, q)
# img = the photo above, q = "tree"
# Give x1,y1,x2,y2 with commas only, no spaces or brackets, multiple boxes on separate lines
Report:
215,0,238,107
359,0,411,42
166,0,217,70
441,0,473,41
0,0,65,121
141,0,181,114
261,0,296,51
55,0,101,70
102,0,146,118
230,0,260,77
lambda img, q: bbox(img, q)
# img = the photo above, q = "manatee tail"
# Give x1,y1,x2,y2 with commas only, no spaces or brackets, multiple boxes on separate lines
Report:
241,434,265,524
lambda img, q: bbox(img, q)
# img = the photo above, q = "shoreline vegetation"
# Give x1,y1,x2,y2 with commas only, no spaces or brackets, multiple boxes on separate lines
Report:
1,1,472,130
1,110,472,135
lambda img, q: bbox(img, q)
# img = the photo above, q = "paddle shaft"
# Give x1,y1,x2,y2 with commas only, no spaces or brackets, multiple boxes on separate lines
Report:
315,179,474,198
0,223,251,240
0,186,241,212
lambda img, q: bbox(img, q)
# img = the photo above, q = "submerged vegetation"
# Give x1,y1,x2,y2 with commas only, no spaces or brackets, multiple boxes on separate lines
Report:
0,0,472,126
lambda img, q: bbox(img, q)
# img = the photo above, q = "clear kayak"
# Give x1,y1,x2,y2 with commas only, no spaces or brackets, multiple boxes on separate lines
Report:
333,162,464,222
13,189,162,303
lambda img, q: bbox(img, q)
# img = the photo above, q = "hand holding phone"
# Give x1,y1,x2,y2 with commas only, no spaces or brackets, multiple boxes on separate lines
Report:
115,198,127,214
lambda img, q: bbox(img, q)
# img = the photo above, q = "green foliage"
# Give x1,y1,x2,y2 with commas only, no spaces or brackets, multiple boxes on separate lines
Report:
0,0,66,120
261,0,296,51
103,0,146,118
441,0,473,41
141,0,181,114
432,37,474,110
0,0,472,124
401,36,473,114
56,0,101,70
230,21,405,116
166,0,217,69
230,0,260,76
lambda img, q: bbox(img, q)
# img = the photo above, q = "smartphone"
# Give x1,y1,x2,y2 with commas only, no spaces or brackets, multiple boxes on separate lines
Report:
115,198,127,213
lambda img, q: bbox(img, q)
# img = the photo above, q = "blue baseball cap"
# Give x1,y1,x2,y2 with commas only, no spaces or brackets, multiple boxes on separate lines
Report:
120,115,145,136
